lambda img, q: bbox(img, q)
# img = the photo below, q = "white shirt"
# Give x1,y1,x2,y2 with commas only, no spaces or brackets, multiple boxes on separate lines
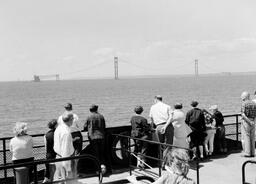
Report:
9,135,33,160
149,101,172,125
58,111,80,133
54,123,74,171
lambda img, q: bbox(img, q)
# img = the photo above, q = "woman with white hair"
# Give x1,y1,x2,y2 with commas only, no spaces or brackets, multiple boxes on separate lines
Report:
127,148,195,184
9,122,34,182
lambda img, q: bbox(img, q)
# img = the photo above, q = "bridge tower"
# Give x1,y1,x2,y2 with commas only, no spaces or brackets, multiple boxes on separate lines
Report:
195,59,199,77
114,56,119,80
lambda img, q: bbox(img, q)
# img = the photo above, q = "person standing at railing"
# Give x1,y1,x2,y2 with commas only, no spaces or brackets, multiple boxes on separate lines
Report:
209,105,227,154
161,103,192,149
58,103,83,177
9,122,34,184
202,109,216,156
43,119,57,183
54,112,75,181
84,104,107,174
240,91,256,157
185,101,206,160
130,105,152,168
149,95,173,161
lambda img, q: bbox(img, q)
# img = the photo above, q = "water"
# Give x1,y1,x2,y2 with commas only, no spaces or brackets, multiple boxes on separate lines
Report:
0,75,255,137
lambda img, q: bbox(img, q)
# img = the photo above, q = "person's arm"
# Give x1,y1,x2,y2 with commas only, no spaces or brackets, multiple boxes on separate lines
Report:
149,108,155,128
83,118,89,131
241,103,253,125
185,111,190,125
161,111,175,134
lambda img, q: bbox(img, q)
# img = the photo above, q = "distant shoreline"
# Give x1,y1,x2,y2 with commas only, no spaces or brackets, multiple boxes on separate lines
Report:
2,71,256,83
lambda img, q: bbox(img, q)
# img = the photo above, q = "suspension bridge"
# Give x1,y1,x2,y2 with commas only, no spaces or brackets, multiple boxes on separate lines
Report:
33,58,219,82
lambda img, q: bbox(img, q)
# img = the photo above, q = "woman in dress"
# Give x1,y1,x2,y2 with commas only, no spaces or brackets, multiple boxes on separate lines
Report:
9,122,34,183
161,103,192,149
202,109,216,156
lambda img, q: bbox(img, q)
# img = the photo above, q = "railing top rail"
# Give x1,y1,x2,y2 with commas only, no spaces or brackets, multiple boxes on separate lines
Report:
0,154,100,170
223,113,241,118
0,113,241,141
0,133,45,141
112,133,193,152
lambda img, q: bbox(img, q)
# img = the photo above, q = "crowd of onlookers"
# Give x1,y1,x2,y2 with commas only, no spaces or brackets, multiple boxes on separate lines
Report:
9,103,106,183
131,95,227,169
8,91,256,184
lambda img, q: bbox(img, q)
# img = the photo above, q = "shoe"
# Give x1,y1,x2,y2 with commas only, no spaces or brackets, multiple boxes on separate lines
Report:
101,164,107,175
223,148,228,153
42,178,50,183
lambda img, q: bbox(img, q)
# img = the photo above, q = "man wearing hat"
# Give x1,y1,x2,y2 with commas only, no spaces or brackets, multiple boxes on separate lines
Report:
84,104,106,173
209,105,227,153
240,91,256,157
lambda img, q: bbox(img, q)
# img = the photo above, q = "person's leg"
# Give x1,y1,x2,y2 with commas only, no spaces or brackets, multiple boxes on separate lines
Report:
199,145,204,159
155,125,165,161
242,122,251,156
209,130,215,155
219,126,227,152
138,135,148,167
156,125,164,143
214,128,221,153
204,130,210,155
250,123,255,156
43,163,50,183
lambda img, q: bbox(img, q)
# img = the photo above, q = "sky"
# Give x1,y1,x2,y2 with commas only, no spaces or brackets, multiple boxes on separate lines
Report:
0,0,256,81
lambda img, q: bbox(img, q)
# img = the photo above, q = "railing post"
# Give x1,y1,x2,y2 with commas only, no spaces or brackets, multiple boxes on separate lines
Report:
128,137,132,176
33,163,38,184
236,115,239,147
3,139,7,178
158,144,161,177
196,160,200,184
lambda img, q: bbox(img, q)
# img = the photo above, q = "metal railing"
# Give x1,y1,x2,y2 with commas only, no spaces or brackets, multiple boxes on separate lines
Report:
222,113,241,143
0,133,90,178
0,113,242,181
0,154,102,184
242,160,256,184
112,133,200,184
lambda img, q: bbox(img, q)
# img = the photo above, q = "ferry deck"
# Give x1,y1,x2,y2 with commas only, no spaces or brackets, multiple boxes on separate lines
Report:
0,113,256,184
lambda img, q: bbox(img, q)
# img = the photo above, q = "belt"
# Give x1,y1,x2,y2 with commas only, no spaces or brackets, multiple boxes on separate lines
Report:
156,122,166,126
